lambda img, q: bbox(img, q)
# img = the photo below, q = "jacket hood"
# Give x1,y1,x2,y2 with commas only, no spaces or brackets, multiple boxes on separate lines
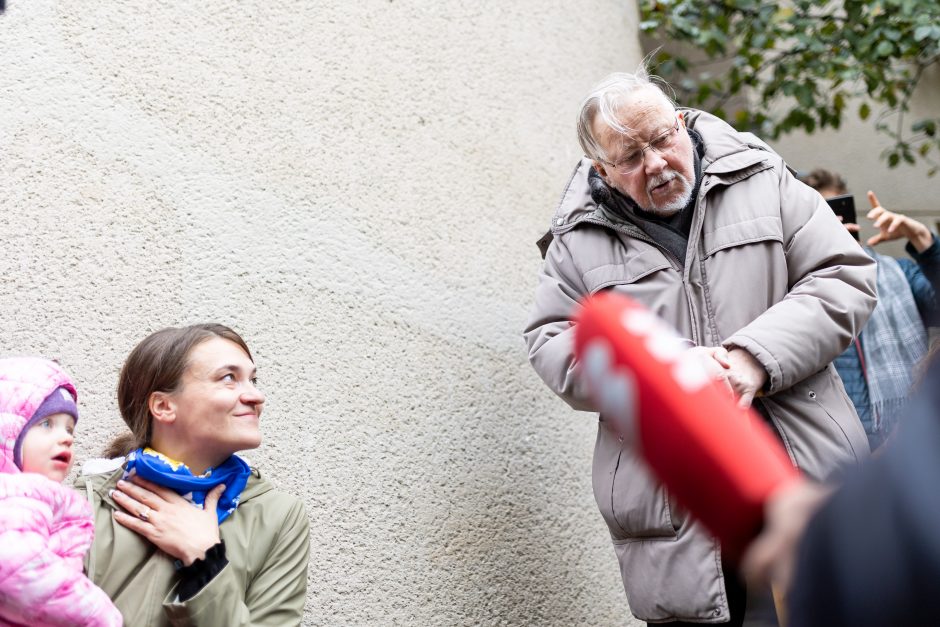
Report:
0,358,77,474
550,108,773,236
240,466,275,500
681,108,774,171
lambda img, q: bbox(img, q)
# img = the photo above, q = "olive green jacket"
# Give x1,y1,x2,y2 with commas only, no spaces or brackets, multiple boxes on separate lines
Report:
76,465,309,627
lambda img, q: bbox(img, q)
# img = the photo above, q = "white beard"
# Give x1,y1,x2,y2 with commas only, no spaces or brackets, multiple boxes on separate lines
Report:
640,170,695,217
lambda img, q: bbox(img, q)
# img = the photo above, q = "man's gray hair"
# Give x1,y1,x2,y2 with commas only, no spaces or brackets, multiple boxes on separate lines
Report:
577,65,676,162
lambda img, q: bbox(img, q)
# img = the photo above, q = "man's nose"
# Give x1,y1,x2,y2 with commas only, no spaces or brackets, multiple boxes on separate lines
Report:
643,148,668,174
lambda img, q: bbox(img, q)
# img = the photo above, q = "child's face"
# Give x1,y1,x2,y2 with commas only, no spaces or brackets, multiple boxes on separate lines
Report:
21,412,76,482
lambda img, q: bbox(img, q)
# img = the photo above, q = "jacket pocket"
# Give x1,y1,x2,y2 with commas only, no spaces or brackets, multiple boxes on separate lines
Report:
582,249,672,295
592,422,677,541
702,215,782,258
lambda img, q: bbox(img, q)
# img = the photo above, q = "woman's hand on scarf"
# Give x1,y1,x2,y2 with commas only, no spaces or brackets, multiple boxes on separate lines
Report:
111,476,224,566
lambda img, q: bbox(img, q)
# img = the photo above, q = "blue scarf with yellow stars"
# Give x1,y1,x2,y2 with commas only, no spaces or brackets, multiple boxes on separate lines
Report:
123,448,251,523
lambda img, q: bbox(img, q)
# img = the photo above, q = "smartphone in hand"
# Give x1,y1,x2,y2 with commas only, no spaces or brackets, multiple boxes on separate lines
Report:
826,194,858,240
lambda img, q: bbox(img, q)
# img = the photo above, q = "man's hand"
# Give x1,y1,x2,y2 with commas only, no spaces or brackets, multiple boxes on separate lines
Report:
685,345,733,394
725,348,768,408
866,190,933,252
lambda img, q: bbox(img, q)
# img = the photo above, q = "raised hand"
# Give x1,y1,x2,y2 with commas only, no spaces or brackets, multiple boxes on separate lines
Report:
866,190,933,252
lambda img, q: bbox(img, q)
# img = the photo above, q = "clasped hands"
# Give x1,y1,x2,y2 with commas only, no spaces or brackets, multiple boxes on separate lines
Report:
686,345,767,408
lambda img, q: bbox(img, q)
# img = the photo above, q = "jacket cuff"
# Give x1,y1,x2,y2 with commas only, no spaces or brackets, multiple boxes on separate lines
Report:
176,541,228,602
906,234,939,261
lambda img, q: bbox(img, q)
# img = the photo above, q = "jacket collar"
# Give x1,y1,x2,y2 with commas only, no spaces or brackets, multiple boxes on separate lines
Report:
683,108,773,180
548,108,773,237
535,108,777,258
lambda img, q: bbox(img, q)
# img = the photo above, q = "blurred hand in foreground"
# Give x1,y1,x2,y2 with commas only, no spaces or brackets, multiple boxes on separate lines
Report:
740,479,834,595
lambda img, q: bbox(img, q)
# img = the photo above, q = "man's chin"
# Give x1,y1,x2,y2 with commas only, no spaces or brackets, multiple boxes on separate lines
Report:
646,205,683,218
638,202,683,218
643,188,692,217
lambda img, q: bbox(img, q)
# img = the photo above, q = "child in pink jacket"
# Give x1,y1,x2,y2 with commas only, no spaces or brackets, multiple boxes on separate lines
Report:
0,357,122,627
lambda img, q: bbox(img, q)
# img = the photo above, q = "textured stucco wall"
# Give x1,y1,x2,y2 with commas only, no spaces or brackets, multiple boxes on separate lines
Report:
0,1,644,624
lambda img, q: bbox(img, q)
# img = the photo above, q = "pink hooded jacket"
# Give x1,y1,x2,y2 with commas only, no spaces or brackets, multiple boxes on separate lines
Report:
0,357,122,627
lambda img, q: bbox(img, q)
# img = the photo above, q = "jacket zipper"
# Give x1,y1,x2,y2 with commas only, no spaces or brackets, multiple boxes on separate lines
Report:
572,213,702,346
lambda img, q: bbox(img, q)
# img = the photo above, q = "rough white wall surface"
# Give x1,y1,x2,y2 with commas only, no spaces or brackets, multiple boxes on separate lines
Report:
0,1,643,624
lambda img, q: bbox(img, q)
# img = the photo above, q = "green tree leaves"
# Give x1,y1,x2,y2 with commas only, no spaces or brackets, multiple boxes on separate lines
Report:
641,0,940,175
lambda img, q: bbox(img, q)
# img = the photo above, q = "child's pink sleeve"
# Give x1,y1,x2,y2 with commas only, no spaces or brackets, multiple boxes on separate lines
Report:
0,479,124,627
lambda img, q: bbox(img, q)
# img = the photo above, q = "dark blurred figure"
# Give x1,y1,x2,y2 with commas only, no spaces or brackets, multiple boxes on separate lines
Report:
743,353,940,626
802,168,940,449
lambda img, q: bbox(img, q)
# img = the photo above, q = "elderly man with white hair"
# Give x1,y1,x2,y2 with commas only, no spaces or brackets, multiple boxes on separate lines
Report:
524,66,877,625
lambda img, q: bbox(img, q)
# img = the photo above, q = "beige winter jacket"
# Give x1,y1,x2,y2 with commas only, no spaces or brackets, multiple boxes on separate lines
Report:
76,466,309,626
524,109,876,623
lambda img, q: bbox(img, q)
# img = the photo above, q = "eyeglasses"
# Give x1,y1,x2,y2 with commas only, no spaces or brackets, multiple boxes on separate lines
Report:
601,117,682,174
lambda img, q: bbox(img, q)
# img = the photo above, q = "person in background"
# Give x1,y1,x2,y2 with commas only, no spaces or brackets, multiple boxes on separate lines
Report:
76,324,309,626
742,352,940,627
524,65,875,626
801,168,940,449
0,357,122,627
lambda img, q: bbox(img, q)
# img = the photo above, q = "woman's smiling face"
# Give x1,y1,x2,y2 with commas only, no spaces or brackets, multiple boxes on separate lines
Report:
160,337,265,474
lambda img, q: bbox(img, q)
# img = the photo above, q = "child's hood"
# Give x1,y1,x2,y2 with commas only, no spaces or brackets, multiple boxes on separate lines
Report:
0,358,77,474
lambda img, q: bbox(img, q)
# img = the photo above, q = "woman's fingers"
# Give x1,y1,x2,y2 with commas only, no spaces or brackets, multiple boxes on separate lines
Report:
110,487,155,524
115,479,163,510
203,484,226,514
867,190,881,210
111,481,223,564
113,509,152,533
865,204,908,244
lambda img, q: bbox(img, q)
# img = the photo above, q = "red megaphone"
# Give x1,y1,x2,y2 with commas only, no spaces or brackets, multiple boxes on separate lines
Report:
574,291,800,559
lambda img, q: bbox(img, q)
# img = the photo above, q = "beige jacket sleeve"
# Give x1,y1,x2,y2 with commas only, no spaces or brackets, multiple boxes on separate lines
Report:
723,164,877,394
523,235,598,412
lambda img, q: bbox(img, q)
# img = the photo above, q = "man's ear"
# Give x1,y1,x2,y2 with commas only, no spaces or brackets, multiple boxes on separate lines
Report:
148,391,177,426
592,160,608,180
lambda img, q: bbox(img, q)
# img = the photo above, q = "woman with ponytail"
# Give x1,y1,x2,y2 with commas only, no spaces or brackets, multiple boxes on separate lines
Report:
76,324,309,626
